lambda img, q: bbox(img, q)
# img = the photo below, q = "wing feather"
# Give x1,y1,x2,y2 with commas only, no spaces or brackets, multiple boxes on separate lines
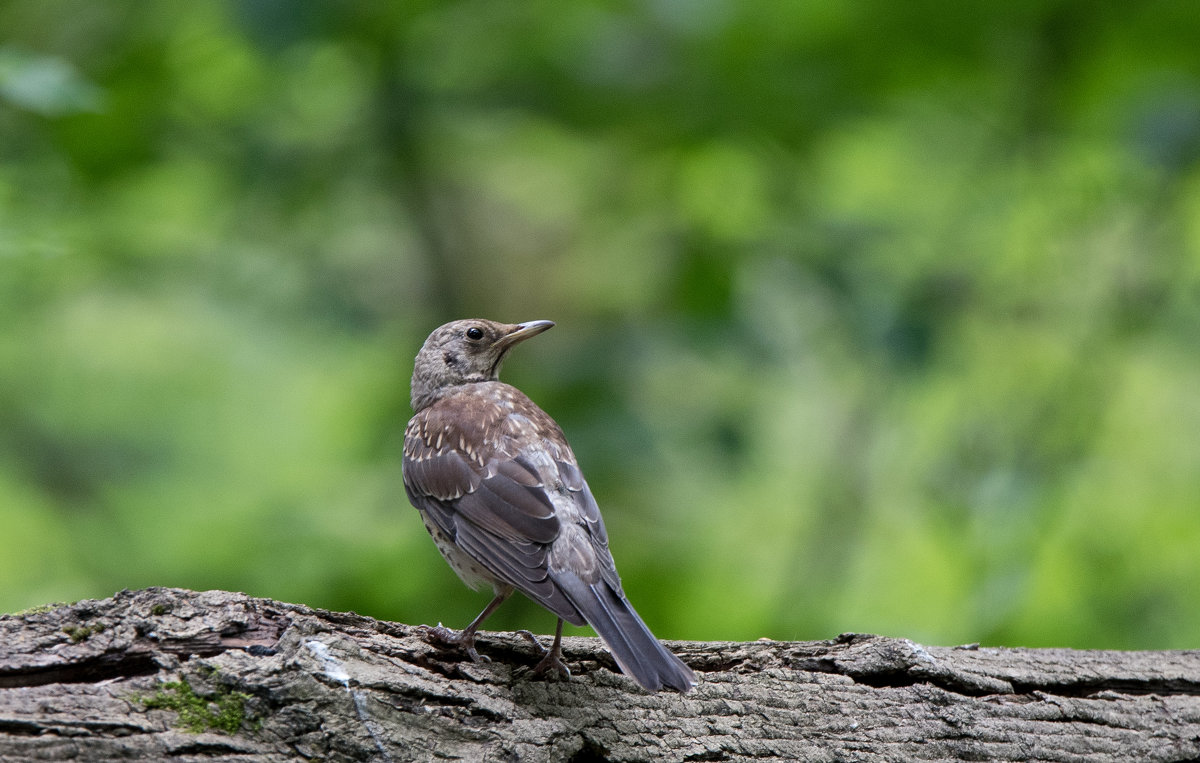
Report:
403,384,624,625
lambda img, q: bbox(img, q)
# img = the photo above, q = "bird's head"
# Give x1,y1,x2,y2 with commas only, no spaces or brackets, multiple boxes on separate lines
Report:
410,319,555,410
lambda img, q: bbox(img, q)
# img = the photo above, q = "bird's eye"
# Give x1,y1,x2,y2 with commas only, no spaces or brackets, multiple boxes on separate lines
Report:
465,327,484,341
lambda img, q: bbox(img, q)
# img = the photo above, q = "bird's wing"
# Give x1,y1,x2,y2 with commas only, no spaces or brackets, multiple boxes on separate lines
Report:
554,458,623,592
403,399,590,621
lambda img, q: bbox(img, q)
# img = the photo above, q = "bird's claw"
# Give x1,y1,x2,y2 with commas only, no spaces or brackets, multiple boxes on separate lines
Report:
515,629,547,655
532,650,572,681
417,624,490,663
516,629,571,680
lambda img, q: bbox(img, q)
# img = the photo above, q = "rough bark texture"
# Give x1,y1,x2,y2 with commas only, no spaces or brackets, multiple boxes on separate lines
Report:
1,588,1197,762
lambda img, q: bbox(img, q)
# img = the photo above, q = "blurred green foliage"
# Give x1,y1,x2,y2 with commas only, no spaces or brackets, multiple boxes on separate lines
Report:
2,1,1199,651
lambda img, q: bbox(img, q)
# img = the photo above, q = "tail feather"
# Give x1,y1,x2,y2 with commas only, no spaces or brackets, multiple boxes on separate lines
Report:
555,574,696,692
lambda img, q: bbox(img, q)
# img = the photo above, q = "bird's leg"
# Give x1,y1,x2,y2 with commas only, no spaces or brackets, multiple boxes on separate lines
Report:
419,589,511,663
522,618,570,681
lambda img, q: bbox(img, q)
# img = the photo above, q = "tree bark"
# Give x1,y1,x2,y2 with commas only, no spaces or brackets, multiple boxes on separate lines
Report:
1,588,1197,762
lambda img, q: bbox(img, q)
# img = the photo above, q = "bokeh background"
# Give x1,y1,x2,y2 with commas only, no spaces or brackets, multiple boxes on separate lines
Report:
3,1,1199,651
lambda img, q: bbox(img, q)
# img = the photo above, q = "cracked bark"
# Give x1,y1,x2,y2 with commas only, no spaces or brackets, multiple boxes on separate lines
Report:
1,588,1198,762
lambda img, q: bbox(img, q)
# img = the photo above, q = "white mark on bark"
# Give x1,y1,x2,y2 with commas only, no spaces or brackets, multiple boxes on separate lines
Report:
305,640,393,763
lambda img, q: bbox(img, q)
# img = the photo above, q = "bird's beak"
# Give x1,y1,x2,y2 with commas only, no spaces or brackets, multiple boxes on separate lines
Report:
497,320,555,351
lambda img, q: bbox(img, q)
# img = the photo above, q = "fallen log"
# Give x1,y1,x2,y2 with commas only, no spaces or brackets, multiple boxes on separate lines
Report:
1,588,1197,761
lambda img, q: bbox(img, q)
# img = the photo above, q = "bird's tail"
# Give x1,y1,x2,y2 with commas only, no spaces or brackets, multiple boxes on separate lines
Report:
556,575,696,693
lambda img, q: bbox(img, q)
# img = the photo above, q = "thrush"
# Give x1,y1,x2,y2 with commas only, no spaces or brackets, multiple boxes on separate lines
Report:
402,319,696,693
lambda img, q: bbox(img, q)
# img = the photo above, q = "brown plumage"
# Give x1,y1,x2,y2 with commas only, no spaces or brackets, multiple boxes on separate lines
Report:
402,319,696,693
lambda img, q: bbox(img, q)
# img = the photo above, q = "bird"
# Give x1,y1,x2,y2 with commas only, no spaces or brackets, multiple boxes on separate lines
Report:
402,319,696,693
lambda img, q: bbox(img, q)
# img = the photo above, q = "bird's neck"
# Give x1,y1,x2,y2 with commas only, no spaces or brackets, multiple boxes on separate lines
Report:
410,375,498,412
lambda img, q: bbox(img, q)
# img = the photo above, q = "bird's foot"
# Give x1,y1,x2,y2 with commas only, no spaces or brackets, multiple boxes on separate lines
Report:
417,624,489,663
516,629,571,681
515,629,547,656
532,650,572,681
